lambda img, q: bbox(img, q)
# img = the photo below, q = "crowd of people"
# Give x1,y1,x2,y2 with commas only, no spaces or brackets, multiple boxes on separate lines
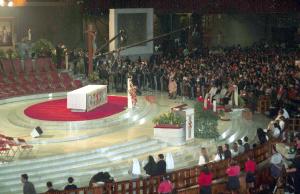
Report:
69,43,300,116
195,106,300,194
20,43,300,194
21,174,77,194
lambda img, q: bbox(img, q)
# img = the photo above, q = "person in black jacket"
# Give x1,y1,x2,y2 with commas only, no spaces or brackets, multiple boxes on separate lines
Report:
45,181,60,193
21,174,37,194
143,155,157,176
64,177,77,191
224,144,232,159
156,154,166,175
257,128,268,145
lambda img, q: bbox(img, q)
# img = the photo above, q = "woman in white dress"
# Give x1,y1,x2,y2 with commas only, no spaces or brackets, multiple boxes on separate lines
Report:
199,147,210,165
214,146,225,161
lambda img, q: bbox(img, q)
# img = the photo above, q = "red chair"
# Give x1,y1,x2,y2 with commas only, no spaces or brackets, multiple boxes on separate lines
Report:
24,59,34,75
35,58,49,72
0,59,15,77
73,80,82,89
13,59,24,75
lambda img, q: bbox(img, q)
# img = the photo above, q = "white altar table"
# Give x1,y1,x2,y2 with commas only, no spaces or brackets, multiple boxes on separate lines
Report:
67,85,107,112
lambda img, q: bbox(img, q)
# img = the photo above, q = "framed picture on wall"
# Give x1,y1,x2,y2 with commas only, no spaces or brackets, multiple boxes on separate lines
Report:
0,17,14,47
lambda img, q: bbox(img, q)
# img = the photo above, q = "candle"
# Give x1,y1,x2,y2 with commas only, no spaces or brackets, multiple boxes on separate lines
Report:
204,98,207,109
213,100,217,112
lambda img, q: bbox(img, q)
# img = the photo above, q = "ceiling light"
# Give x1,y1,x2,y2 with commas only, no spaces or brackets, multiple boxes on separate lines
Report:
0,0,5,7
8,0,13,7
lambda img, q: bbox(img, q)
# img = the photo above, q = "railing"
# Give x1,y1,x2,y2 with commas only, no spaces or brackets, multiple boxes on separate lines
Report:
43,187,103,194
41,141,273,194
178,167,271,194
288,117,300,131
257,95,271,114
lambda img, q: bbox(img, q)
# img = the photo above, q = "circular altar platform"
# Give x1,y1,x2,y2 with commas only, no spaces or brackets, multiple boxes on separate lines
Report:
0,92,271,194
0,92,270,154
24,96,127,121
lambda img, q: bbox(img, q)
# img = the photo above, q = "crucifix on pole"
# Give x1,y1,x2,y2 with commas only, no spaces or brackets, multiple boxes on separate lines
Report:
86,24,95,76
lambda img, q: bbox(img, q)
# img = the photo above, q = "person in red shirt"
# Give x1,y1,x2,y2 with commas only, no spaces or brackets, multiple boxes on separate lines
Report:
198,165,212,194
226,160,240,194
245,156,256,193
158,175,173,194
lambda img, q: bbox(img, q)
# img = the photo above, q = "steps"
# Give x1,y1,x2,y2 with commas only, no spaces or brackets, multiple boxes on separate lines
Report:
0,137,167,194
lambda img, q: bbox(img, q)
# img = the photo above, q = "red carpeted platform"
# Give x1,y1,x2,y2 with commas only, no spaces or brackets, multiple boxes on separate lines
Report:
24,96,127,121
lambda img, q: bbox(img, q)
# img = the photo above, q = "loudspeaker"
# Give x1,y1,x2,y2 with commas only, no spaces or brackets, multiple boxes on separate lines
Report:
31,126,43,138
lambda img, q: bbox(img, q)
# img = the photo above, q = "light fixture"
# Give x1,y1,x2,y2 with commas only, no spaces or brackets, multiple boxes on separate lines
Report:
0,0,14,7
0,0,5,7
7,0,13,7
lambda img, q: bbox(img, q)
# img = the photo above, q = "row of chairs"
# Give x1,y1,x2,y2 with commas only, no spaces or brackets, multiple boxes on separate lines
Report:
0,58,82,100
0,134,33,162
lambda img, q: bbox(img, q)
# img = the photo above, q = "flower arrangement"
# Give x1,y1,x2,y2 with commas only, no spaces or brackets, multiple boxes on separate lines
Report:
153,112,185,126
194,102,220,139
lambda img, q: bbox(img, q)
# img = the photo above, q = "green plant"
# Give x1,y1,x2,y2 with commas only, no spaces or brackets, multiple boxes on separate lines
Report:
32,39,54,58
6,49,20,59
0,49,6,59
219,109,225,117
238,96,245,107
153,112,185,126
88,71,100,82
194,102,220,139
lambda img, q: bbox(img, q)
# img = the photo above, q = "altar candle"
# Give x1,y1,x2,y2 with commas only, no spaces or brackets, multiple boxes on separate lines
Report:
213,100,217,112
28,28,31,41
204,98,207,109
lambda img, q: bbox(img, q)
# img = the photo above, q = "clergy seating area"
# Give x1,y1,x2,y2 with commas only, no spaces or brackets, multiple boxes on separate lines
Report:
0,58,82,99
40,141,273,194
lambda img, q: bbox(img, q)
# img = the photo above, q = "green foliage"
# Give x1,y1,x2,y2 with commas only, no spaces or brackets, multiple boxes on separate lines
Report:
32,39,55,58
153,112,185,126
238,96,245,107
88,72,100,82
0,49,6,59
194,102,220,139
6,49,20,59
0,49,20,59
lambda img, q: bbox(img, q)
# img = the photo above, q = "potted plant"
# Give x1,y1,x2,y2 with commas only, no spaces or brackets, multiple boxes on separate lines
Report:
153,111,186,146
152,112,185,127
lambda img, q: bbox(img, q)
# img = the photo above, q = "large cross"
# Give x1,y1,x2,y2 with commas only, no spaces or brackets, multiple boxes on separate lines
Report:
86,24,94,76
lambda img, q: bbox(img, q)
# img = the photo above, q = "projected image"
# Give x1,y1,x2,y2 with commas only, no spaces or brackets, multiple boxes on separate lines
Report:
117,13,147,47
0,19,13,46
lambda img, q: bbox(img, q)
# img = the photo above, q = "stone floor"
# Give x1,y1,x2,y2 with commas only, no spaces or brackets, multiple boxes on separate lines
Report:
0,91,270,194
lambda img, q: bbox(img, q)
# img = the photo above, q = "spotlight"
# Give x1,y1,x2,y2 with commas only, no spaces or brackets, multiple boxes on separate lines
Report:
0,0,5,6
7,0,13,7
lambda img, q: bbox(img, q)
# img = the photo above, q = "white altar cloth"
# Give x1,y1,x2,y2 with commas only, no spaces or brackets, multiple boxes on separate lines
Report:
67,85,107,112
